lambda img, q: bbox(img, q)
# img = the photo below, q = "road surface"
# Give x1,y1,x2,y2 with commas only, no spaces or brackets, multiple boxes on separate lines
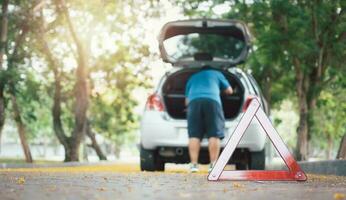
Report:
0,164,345,200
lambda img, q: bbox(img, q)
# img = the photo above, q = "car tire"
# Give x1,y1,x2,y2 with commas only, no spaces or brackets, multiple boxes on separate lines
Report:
155,158,165,171
140,147,165,171
249,148,265,170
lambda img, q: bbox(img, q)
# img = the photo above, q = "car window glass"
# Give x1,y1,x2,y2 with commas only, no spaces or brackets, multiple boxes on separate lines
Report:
163,33,246,62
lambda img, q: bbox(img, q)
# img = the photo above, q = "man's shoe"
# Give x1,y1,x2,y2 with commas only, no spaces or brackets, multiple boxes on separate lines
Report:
208,162,215,173
189,163,199,173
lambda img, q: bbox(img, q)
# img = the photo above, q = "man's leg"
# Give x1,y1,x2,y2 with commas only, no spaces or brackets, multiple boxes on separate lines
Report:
188,138,201,164
208,137,220,163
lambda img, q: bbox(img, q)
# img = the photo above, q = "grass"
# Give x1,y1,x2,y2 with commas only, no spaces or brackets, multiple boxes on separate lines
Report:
0,158,61,165
0,161,210,174
0,164,141,173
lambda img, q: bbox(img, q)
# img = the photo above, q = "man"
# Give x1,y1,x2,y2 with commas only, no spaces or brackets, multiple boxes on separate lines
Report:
185,66,233,173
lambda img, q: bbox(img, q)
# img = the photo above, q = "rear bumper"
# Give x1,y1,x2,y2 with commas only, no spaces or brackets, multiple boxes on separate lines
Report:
140,111,266,152
156,146,250,164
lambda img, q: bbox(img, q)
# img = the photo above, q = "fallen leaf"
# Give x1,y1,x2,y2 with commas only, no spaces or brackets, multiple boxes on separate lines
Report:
16,177,25,185
232,182,244,188
334,193,345,200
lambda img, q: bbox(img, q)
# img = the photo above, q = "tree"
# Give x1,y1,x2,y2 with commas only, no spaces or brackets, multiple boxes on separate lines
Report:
311,83,346,159
55,0,89,161
262,1,345,160
1,0,160,162
0,1,39,163
0,0,9,148
337,135,346,159
175,0,346,160
35,0,153,161
85,120,106,160
35,2,89,161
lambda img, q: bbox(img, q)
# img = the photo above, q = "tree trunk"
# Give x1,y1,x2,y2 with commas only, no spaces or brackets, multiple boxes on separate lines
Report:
68,143,80,161
0,0,9,149
37,22,73,162
10,92,33,163
59,0,89,162
294,59,309,161
82,143,88,161
64,146,72,162
3,9,31,162
327,134,333,159
0,0,8,66
114,144,121,159
50,64,73,162
337,134,346,159
38,14,87,162
52,78,72,162
296,104,309,161
0,87,4,151
86,121,107,160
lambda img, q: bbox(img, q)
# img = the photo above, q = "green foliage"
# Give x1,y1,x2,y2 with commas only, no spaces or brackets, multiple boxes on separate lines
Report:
2,0,157,155
1,1,49,141
39,0,155,147
174,0,346,158
3,0,344,160
311,79,346,157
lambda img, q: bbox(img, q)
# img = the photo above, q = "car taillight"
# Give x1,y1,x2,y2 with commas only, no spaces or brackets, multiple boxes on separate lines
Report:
242,95,258,112
146,93,164,112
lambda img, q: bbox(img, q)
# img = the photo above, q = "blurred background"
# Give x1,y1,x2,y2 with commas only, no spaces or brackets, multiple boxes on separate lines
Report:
0,0,345,164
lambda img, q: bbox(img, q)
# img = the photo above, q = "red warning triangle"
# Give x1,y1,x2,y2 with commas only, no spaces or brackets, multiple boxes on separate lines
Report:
208,97,307,181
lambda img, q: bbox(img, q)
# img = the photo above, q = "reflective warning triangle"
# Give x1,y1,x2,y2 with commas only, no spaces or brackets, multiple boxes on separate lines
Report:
208,97,307,181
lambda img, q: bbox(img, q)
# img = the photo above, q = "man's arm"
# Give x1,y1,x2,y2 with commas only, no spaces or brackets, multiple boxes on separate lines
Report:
223,86,233,95
185,98,189,106
218,72,232,95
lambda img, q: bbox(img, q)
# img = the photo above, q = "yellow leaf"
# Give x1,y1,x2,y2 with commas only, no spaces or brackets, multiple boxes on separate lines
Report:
16,177,25,185
232,182,244,188
334,193,345,200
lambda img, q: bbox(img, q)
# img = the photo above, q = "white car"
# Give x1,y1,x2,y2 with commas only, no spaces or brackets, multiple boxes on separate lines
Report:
140,19,269,171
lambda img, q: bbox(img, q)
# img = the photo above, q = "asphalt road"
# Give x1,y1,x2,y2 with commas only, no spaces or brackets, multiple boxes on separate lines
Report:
0,164,345,200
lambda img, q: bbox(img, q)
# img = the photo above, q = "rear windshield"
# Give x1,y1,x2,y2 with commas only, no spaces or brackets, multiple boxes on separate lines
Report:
163,33,246,62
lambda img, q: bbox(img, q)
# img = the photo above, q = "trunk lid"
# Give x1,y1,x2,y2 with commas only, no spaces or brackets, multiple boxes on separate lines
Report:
158,19,252,68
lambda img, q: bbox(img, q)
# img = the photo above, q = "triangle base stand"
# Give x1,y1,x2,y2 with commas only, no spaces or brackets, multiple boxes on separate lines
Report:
208,97,307,181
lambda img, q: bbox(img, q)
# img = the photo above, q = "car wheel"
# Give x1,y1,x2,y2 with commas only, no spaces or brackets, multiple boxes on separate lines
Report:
140,147,165,171
155,158,165,171
249,148,265,170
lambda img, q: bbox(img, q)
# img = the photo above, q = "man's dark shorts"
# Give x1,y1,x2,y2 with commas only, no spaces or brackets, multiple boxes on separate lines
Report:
187,98,225,140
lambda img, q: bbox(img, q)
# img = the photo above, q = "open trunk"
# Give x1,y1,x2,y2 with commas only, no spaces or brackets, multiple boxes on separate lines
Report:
162,69,244,120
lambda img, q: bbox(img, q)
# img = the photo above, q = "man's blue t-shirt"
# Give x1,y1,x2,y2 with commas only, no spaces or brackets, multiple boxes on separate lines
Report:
185,69,231,105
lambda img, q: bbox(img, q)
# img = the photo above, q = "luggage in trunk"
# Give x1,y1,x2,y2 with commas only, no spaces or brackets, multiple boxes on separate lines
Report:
162,69,244,120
